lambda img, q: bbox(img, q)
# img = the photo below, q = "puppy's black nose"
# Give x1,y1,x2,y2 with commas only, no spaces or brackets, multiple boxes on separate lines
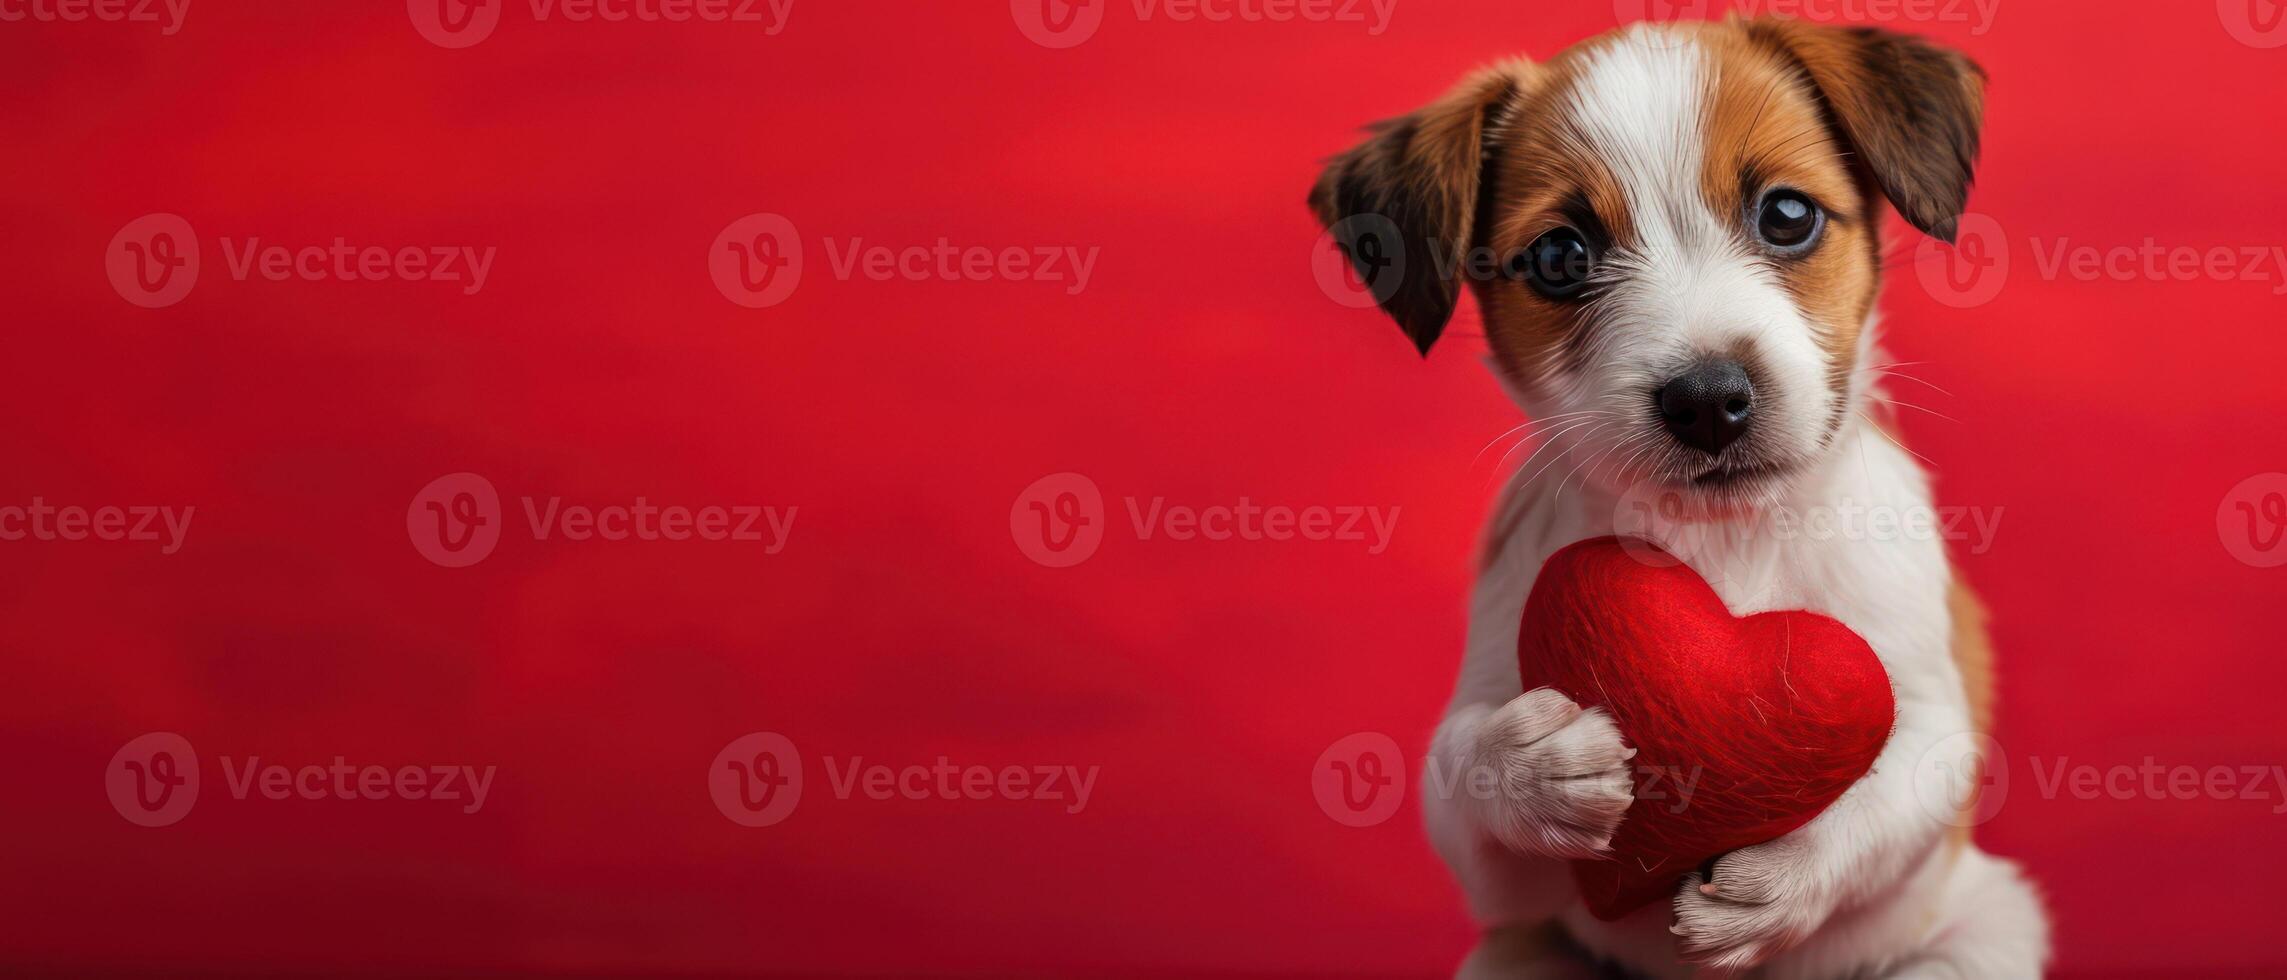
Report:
1657,361,1754,455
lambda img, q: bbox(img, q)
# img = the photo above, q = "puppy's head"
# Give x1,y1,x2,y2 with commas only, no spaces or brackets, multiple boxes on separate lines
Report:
1312,18,1983,509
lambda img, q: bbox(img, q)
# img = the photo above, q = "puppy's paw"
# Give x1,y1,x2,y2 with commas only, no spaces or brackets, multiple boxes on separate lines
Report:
1670,834,1840,972
1473,687,1635,859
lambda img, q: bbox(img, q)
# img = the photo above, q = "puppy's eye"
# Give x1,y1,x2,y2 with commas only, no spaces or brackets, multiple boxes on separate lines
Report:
1754,189,1823,254
1507,227,1597,300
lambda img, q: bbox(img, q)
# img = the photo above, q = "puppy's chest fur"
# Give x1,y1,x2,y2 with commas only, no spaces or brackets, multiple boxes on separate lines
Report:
1455,423,1957,731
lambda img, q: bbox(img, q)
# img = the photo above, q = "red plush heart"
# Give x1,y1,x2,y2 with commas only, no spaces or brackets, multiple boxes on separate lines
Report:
1517,537,1895,920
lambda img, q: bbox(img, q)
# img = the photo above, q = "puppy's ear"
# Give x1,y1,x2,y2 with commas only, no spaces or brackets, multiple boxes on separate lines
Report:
1310,62,1528,355
1749,19,1986,242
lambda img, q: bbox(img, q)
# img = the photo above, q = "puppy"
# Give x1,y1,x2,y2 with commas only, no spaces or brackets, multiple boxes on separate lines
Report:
1311,17,2049,979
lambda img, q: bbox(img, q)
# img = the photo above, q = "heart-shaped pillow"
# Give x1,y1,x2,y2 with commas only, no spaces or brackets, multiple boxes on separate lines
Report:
1517,537,1895,920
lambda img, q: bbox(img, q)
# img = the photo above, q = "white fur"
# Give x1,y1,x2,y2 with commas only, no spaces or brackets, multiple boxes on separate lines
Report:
1425,25,2048,979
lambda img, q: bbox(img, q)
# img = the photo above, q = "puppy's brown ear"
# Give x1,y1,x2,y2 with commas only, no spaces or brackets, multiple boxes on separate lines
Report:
1310,63,1527,355
1750,19,1986,242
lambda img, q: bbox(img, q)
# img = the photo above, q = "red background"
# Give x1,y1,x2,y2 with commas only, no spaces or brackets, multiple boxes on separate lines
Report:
4,1,2285,975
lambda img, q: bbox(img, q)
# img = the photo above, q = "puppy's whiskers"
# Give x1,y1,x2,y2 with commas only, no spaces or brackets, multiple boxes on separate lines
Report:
1471,411,1604,468
1485,414,1613,490
1515,420,1616,495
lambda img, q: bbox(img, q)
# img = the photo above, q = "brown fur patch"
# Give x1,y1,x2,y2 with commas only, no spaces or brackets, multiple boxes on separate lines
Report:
1741,17,1986,241
1948,571,1996,735
1467,49,1624,380
1308,60,1539,354
1947,571,1997,841
1698,26,1881,404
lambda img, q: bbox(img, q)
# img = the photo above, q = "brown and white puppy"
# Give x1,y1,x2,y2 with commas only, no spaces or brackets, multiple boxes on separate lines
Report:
1312,17,2048,979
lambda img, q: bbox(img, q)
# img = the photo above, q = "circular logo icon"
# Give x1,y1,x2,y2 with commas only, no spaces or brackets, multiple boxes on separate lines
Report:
408,472,502,568
1313,213,1406,311
709,732,803,827
1611,481,1702,570
2220,0,2287,48
1312,731,1405,828
1911,730,2008,828
1011,0,1104,49
2219,472,2287,568
1613,0,1715,47
1010,472,1105,568
409,0,501,49
1915,212,2009,309
107,732,200,827
106,213,199,309
710,213,804,309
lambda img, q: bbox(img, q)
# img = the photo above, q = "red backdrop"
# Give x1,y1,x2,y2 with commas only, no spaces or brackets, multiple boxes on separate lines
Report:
4,1,2285,975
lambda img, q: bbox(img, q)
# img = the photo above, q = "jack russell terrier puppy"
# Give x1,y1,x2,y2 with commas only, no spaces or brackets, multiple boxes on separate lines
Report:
1310,16,2049,979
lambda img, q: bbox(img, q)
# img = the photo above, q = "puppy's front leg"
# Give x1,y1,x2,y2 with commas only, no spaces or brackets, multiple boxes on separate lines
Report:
1671,699,1972,971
